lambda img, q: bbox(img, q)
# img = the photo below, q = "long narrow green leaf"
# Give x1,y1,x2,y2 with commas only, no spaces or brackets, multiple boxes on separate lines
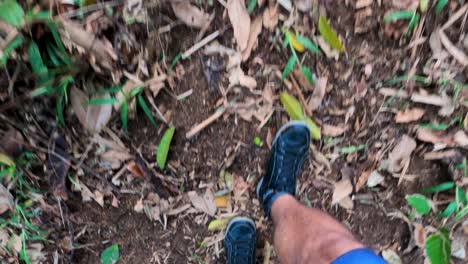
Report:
280,92,304,120
28,42,48,78
318,16,345,52
438,200,457,218
305,117,321,140
282,30,291,49
295,36,321,54
422,182,455,194
170,52,182,70
301,66,315,85
138,94,157,126
247,0,257,13
87,97,119,105
407,11,420,34
157,127,176,170
281,56,296,81
384,10,415,21
456,187,467,207
0,36,23,66
435,0,448,13
456,205,468,220
0,0,25,28
121,101,128,133
340,144,367,154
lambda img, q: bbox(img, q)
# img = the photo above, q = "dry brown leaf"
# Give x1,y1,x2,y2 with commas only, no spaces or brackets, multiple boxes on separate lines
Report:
295,0,312,11
127,161,144,178
229,67,257,90
227,0,251,51
438,30,468,67
11,234,21,254
392,0,418,9
332,178,353,205
356,0,373,9
417,128,453,147
308,77,328,111
263,4,279,31
317,36,339,60
188,190,217,216
170,2,211,29
94,190,104,207
70,86,112,133
356,169,372,191
101,150,132,162
322,124,346,136
0,184,13,215
60,20,116,70
410,93,451,107
293,68,314,92
0,127,24,159
414,223,426,248
454,131,468,147
242,16,263,61
395,108,425,123
388,135,416,173
213,195,229,208
134,198,144,213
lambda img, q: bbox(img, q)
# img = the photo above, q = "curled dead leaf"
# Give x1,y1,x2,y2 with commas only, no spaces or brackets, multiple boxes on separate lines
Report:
308,77,327,111
395,108,425,123
171,2,211,29
242,16,263,61
60,20,117,70
263,4,279,31
332,178,353,205
0,184,14,215
227,0,251,51
188,190,217,216
70,86,113,133
322,124,346,137
388,135,416,173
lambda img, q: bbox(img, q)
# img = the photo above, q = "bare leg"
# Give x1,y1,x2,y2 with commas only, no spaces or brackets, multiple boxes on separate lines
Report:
271,195,364,264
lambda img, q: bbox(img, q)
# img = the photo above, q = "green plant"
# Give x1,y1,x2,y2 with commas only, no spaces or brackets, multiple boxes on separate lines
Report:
281,30,320,83
157,127,176,170
280,92,321,140
318,16,345,52
101,244,119,264
384,10,420,36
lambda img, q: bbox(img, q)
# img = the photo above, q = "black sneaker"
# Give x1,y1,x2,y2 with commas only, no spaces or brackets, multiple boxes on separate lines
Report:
256,121,310,215
224,217,257,264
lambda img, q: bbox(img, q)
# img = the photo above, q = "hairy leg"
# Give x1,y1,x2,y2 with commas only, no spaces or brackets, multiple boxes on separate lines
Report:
271,195,364,264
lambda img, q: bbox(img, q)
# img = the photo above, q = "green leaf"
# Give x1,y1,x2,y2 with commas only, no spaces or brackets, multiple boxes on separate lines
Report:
282,56,296,81
208,217,232,231
170,52,182,70
406,194,432,215
456,187,467,206
0,36,23,66
420,0,429,12
301,66,315,85
438,200,457,218
121,101,128,133
282,31,291,49
280,92,305,120
0,0,25,28
101,244,119,264
138,94,157,126
253,136,263,147
0,153,15,167
128,86,144,99
88,97,119,105
247,0,257,14
28,42,52,84
425,232,451,264
435,0,448,13
56,94,65,126
157,127,175,170
384,10,415,22
305,117,321,140
422,182,455,194
318,16,345,52
295,36,321,54
340,144,366,154
456,205,468,220
407,11,420,34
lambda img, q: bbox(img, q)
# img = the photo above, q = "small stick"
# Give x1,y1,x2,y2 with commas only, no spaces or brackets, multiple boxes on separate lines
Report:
290,75,312,116
182,30,220,59
441,4,468,30
186,108,226,139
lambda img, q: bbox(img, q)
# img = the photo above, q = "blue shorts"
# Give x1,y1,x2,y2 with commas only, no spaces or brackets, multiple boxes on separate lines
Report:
332,248,387,264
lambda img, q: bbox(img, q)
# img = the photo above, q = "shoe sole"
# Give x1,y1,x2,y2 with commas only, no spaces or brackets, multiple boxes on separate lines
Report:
256,120,310,198
226,217,256,233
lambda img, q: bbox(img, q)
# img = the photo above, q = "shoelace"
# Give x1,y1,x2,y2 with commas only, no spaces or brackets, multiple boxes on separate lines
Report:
232,235,254,264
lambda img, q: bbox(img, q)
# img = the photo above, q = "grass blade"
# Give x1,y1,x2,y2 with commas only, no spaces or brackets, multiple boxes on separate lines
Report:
170,52,182,70
138,94,157,126
295,35,321,54
87,97,119,105
247,0,257,14
281,56,296,81
438,200,457,218
407,11,419,34
28,42,49,83
340,144,366,154
318,16,345,52
157,127,176,170
0,0,25,28
456,205,468,220
0,36,23,66
435,0,448,13
301,66,315,85
121,101,128,133
422,182,455,194
383,10,415,21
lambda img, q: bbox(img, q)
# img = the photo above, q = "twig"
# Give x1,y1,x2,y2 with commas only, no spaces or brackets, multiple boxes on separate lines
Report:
290,75,312,116
217,0,227,8
186,108,226,139
144,89,168,123
58,0,125,19
182,30,220,59
441,4,468,31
